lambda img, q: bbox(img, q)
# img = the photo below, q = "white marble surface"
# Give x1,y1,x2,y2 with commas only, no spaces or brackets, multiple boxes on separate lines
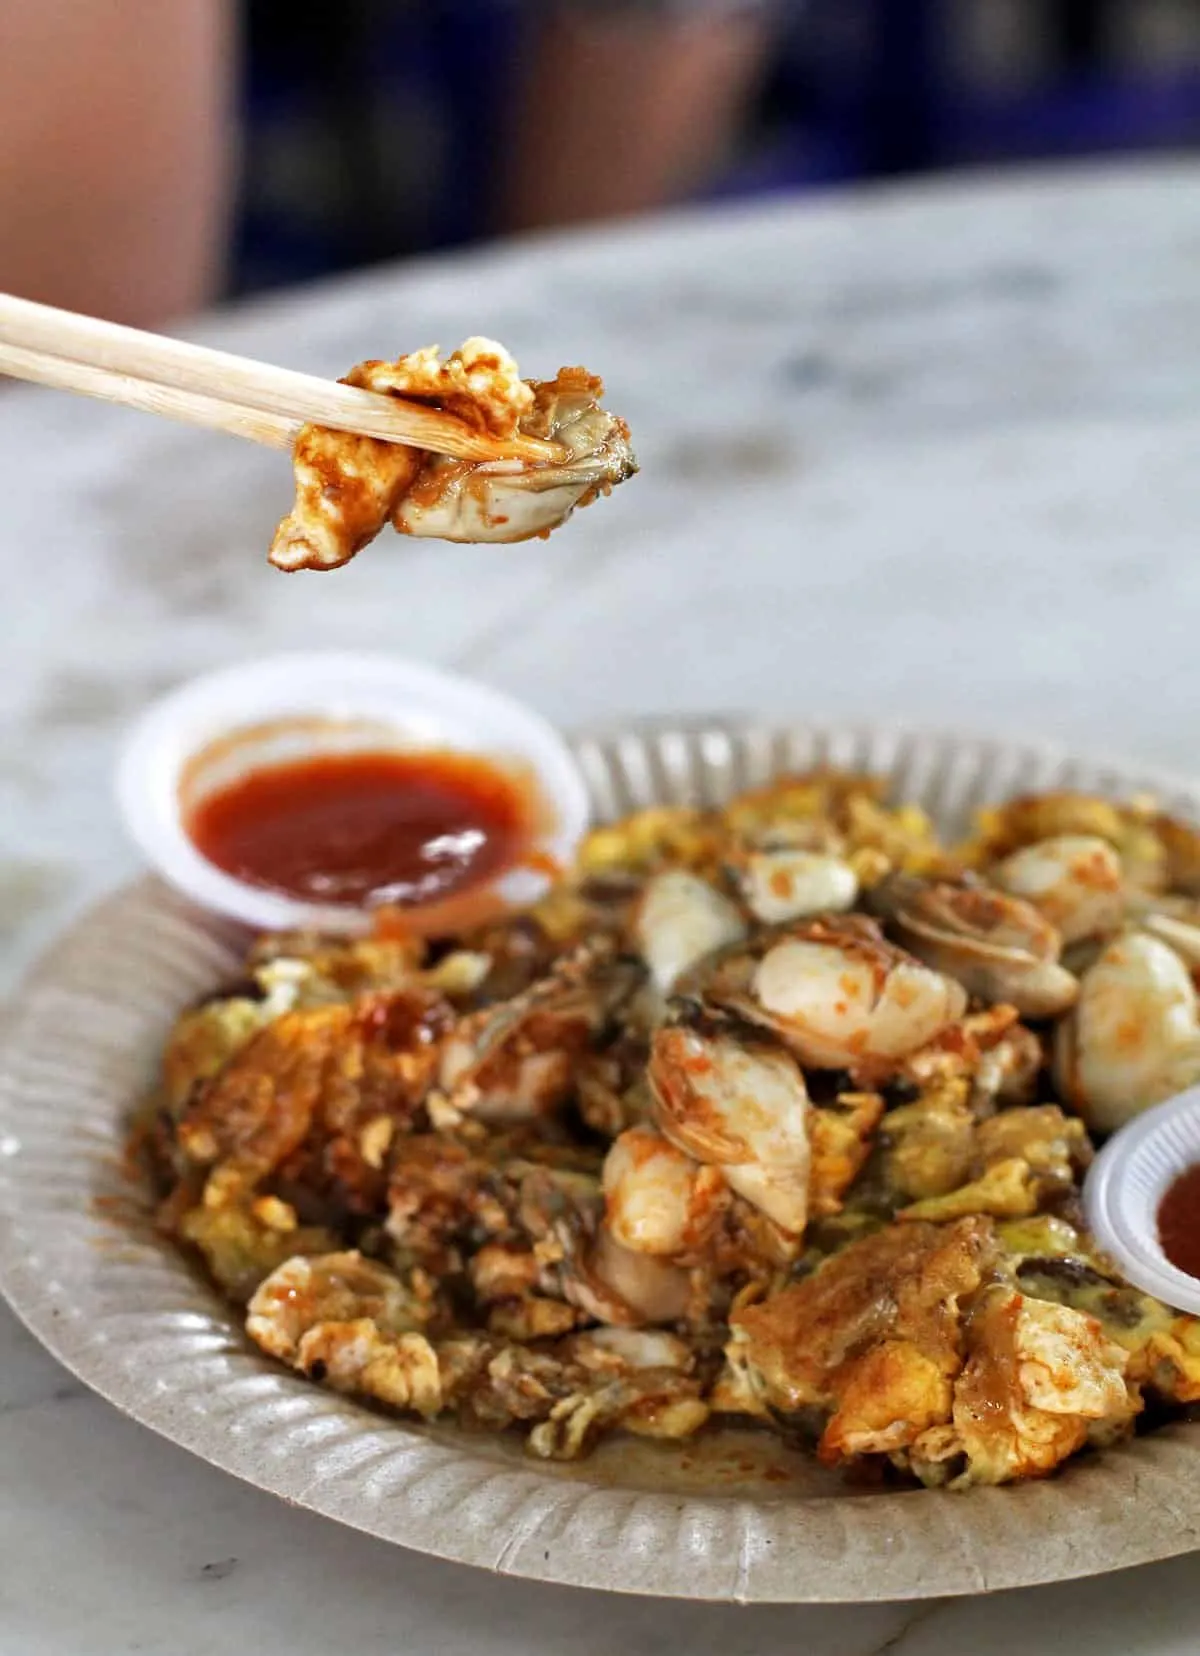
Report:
4,159,1200,1651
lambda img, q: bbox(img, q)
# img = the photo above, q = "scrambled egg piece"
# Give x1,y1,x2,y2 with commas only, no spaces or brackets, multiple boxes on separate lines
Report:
163,995,275,1114
904,1287,1138,1487
162,934,431,1111
1000,1217,1200,1405
807,1091,884,1218
355,339,535,433
180,1197,340,1304
247,1251,442,1413
177,989,452,1213
577,774,949,886
725,1219,995,1462
721,772,946,875
897,1105,1091,1222
879,1083,978,1201
578,806,723,879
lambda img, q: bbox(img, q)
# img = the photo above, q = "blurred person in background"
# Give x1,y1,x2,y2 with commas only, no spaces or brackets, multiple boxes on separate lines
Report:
5,1,1196,326
0,0,777,327
496,1,777,232
0,0,238,324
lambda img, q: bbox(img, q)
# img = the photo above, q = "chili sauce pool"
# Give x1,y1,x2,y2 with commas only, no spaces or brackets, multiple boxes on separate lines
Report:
185,748,535,910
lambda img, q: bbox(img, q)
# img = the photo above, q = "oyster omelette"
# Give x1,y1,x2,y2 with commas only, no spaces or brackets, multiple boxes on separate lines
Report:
145,772,1200,1489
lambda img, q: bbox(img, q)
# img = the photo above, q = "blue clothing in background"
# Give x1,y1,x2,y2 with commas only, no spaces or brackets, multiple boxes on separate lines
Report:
232,0,1200,296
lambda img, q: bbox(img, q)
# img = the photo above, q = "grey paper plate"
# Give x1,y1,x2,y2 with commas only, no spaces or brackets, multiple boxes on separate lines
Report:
3,719,1200,1602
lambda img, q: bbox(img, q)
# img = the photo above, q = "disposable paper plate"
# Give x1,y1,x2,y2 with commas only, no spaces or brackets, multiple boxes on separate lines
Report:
3,719,1200,1602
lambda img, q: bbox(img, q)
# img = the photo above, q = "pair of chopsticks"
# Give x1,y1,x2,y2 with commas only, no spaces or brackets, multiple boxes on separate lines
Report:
0,293,563,464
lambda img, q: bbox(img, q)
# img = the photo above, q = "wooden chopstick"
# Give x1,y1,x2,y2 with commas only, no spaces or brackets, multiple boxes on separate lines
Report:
0,341,301,450
0,293,565,464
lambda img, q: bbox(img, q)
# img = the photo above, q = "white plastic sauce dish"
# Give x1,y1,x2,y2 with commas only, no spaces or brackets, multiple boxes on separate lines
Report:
1083,1084,1200,1316
115,652,591,936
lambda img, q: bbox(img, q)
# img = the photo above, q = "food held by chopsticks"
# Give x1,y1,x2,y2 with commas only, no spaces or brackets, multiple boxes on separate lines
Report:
269,337,637,571
0,297,637,566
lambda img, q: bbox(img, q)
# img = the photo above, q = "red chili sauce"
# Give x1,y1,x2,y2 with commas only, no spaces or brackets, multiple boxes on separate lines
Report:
186,749,533,909
1157,1163,1200,1280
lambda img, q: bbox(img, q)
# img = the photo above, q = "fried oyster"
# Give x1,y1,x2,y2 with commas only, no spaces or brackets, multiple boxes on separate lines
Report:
269,338,636,571
147,770,1200,1485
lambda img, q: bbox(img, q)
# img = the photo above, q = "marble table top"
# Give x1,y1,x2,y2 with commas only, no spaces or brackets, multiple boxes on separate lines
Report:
4,159,1200,1653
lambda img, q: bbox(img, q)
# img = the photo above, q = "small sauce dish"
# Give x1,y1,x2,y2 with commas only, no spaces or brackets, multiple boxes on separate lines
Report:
1083,1086,1200,1316
116,652,590,936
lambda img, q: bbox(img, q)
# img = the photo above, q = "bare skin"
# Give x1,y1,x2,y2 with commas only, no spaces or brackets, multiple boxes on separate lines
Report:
0,2,770,324
498,8,776,233
0,0,237,325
